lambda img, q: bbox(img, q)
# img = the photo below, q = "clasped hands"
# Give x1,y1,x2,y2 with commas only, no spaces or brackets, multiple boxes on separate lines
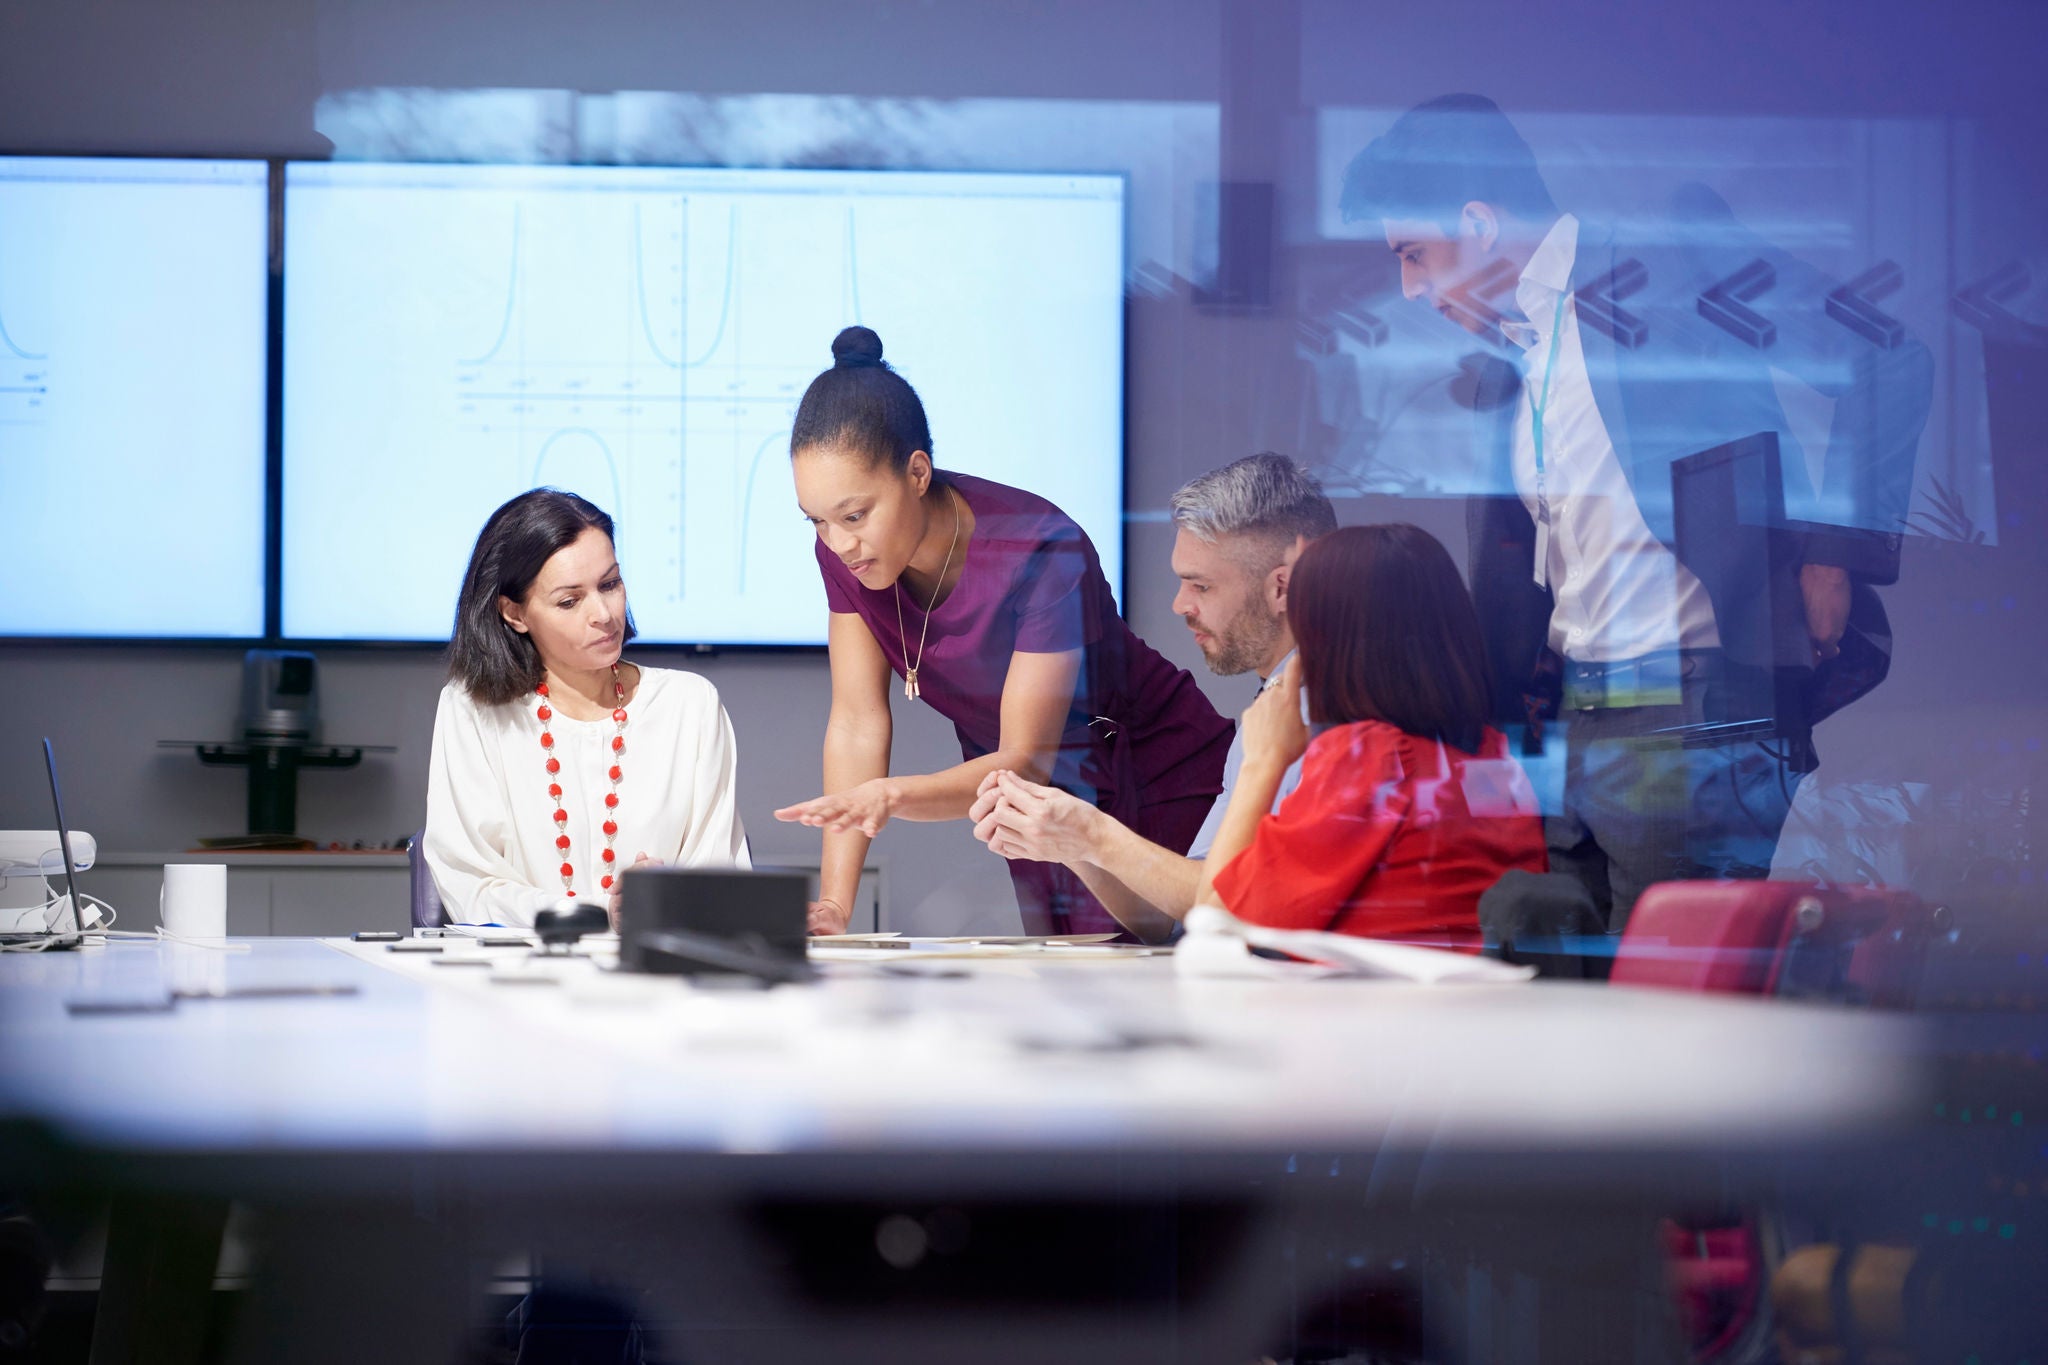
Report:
969,768,1102,863
970,657,1311,862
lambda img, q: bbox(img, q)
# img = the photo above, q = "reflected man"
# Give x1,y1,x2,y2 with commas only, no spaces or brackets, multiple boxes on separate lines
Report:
1342,94,1931,930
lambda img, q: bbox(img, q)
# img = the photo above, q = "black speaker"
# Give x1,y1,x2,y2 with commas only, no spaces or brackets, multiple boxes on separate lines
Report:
1193,180,1274,311
616,867,809,976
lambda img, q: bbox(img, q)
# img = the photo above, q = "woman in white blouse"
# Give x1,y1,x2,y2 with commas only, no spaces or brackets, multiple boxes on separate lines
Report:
425,489,749,927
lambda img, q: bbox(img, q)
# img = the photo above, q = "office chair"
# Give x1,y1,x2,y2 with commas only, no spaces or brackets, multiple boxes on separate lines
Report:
406,830,445,929
1613,880,1937,1362
1478,868,1613,979
1613,880,1932,1007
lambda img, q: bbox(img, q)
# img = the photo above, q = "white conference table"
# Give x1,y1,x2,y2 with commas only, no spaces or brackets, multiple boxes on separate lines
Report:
0,935,1931,1365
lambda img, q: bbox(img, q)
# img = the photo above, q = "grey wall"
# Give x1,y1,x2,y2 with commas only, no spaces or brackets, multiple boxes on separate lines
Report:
0,0,1247,931
0,643,1033,931
4,0,2044,924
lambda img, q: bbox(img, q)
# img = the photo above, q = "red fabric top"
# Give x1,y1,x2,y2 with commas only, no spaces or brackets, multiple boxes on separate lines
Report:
816,473,1231,819
1209,719,1547,947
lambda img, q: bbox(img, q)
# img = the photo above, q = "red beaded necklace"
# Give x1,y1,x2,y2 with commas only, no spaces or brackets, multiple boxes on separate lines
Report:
536,663,628,898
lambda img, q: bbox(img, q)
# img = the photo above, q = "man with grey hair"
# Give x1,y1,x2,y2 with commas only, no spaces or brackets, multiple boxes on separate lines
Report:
969,452,1337,940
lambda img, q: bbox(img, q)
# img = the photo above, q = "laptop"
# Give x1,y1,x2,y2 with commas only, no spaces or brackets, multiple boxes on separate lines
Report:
2,739,91,948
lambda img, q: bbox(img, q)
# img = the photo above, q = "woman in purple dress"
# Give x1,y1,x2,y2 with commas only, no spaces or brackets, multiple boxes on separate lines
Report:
774,327,1232,937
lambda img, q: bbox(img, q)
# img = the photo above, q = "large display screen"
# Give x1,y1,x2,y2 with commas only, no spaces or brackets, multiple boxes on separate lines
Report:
0,157,270,638
282,162,1126,644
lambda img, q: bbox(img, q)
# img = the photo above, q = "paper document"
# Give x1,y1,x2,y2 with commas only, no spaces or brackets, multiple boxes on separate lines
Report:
1175,906,1534,984
806,933,1119,949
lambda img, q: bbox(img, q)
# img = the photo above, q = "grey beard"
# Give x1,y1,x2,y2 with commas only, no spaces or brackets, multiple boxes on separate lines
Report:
1203,611,1283,678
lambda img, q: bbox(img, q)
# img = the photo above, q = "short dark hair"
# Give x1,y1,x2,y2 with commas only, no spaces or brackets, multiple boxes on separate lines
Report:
788,326,934,472
1340,93,1557,231
448,488,636,706
1290,524,1493,754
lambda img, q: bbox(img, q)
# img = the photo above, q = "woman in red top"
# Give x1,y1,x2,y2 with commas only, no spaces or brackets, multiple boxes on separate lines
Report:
1198,523,1546,947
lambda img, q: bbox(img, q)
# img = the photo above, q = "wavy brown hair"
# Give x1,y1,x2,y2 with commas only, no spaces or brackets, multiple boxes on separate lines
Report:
447,489,635,706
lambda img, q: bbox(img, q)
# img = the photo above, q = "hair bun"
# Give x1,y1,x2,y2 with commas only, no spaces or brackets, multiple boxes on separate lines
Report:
830,325,886,370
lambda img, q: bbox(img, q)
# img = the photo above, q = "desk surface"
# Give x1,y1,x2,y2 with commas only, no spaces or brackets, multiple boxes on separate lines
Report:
0,937,1924,1183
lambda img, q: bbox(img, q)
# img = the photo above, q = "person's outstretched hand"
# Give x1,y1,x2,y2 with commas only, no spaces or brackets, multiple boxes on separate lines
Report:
774,780,896,838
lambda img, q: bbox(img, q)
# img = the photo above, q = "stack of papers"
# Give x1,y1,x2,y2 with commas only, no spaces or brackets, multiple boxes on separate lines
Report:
1174,906,1534,984
805,933,1162,962
427,928,1163,964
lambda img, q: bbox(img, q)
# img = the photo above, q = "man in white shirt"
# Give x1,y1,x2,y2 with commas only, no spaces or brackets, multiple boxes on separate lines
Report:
1341,94,1929,930
969,453,1336,941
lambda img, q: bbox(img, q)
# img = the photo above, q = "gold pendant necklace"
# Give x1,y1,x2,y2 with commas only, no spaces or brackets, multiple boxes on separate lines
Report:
894,484,961,702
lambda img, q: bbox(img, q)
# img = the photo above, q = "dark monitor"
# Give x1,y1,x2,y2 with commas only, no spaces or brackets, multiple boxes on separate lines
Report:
1669,433,1808,744
1984,336,2048,557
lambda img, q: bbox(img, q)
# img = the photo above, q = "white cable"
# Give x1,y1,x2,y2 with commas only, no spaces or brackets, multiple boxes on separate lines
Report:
41,887,115,934
76,891,248,952
0,887,106,951
150,927,249,952
81,893,117,932
4,887,241,953
2,891,142,951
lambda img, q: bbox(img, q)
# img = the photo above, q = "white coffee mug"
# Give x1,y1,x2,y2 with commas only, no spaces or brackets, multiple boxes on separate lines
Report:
160,863,229,939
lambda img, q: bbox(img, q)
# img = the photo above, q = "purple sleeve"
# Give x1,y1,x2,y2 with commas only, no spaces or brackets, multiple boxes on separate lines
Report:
1012,525,1089,655
814,536,859,613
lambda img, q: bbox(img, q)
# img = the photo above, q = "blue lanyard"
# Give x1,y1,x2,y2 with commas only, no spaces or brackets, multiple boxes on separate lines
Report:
1526,287,1569,589
1528,287,1570,482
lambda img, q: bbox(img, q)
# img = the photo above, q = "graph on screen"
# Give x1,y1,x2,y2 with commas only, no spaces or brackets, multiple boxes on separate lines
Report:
0,157,270,638
282,163,1126,644
0,291,47,445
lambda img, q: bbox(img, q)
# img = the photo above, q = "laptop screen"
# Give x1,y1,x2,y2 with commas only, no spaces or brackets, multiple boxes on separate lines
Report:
42,738,85,937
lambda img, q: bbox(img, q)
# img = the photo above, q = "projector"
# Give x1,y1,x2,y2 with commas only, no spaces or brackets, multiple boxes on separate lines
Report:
0,830,98,933
241,649,320,743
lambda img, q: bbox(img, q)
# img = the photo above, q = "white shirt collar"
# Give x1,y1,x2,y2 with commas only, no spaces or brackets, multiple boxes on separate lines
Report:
1501,213,1578,352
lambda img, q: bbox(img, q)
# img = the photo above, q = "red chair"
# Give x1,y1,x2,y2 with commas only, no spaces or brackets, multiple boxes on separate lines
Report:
1614,880,1936,1362
1656,1217,1773,1363
1614,880,1932,1007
